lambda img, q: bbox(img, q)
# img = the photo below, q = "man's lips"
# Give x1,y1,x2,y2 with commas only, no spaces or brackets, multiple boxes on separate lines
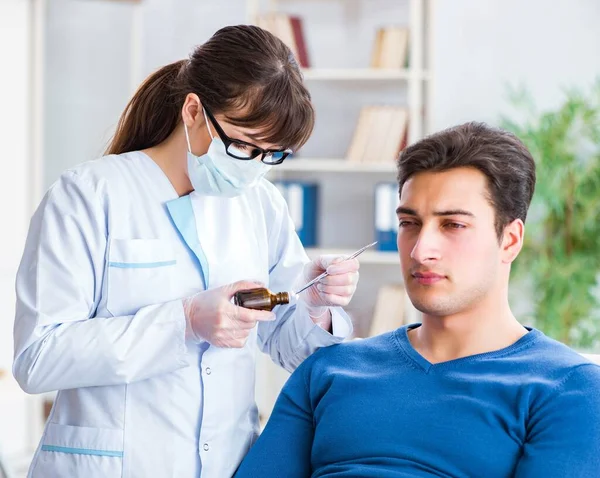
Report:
411,271,446,284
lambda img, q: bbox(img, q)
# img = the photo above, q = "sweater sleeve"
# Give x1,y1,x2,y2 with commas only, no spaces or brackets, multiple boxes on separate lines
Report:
235,356,317,477
513,363,600,477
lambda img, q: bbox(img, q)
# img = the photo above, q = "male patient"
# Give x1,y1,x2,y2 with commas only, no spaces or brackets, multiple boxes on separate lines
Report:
236,122,600,477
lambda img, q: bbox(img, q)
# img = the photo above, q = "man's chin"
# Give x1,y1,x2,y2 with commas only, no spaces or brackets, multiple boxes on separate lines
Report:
413,305,445,316
409,296,454,317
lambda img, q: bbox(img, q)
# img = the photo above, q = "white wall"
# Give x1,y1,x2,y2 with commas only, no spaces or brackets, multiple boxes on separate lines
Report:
0,0,31,374
0,1,44,473
431,0,600,130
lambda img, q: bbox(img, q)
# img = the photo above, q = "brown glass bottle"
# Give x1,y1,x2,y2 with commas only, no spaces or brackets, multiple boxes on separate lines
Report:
233,287,290,311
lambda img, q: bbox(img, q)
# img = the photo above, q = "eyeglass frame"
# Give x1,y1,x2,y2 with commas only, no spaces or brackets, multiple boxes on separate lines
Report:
202,106,293,165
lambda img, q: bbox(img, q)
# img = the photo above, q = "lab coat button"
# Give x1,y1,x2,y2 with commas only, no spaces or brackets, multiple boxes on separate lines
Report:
205,367,211,375
203,443,209,451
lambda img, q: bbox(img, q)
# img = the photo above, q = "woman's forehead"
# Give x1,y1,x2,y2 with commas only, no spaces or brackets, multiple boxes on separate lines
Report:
220,117,282,149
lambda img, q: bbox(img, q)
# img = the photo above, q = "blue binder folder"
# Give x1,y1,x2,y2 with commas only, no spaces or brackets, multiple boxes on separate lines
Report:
374,182,399,251
273,181,319,247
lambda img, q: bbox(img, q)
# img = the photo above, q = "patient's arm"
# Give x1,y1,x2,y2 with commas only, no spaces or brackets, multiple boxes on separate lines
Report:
514,364,600,477
235,358,315,477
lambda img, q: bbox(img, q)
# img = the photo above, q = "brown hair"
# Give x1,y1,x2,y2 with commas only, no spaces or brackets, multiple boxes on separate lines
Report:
396,122,536,240
105,25,314,155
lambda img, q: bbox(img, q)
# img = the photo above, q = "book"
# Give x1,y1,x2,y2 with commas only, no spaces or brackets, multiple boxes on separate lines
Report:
290,16,310,68
256,13,310,68
371,26,409,69
273,181,319,247
374,182,399,252
346,106,408,163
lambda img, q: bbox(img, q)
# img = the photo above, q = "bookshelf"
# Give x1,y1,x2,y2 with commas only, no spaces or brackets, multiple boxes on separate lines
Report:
248,0,430,426
247,0,430,144
301,68,426,81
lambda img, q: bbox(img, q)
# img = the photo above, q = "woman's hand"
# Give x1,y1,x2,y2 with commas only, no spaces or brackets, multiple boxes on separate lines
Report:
182,281,275,348
298,255,360,318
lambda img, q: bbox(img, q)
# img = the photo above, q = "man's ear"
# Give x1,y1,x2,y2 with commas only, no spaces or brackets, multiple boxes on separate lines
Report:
181,93,202,128
501,218,524,264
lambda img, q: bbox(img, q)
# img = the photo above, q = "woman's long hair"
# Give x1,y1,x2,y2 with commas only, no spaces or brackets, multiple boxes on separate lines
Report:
105,25,314,155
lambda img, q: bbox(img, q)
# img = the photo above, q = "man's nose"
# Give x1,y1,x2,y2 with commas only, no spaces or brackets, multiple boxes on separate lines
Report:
410,227,442,264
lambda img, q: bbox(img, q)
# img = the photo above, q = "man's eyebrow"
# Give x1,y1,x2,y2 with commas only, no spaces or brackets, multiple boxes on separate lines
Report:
395,206,475,217
433,209,475,217
396,206,418,216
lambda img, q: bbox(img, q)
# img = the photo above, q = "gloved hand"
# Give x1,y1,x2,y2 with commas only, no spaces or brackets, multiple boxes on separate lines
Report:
298,255,360,317
182,280,276,348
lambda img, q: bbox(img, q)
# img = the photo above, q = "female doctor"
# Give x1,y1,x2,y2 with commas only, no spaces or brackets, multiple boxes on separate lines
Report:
13,25,359,478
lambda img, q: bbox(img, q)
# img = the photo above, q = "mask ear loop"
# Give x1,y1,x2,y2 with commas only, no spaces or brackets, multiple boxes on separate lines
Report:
184,105,214,154
183,124,193,153
202,108,215,140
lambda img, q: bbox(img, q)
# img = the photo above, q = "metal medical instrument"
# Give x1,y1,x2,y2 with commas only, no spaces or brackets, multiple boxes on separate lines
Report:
294,241,378,295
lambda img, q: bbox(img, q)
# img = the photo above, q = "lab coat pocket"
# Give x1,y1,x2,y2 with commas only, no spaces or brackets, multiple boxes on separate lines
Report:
106,238,178,317
31,423,124,478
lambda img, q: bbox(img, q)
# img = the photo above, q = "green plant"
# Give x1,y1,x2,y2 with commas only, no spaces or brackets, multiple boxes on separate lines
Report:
501,81,600,349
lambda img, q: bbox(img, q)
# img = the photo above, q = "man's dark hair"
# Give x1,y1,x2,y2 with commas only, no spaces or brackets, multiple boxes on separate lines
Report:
397,122,536,240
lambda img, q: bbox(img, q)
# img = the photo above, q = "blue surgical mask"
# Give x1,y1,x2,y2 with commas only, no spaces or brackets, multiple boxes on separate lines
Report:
184,110,272,197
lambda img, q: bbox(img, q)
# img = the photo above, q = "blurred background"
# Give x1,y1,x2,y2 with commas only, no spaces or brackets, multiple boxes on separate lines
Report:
1,0,600,476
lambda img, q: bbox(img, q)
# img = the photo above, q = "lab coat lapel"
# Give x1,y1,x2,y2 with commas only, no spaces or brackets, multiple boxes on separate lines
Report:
165,195,209,288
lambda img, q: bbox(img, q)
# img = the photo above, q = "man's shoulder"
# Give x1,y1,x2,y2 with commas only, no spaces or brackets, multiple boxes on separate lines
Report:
306,330,401,372
523,330,600,393
526,329,599,369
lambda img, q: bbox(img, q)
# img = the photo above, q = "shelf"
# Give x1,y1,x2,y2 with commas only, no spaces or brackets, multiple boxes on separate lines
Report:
301,68,429,81
305,248,399,265
271,158,396,173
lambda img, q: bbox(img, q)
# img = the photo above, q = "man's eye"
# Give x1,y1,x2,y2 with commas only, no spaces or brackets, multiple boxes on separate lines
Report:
399,220,416,228
445,222,465,229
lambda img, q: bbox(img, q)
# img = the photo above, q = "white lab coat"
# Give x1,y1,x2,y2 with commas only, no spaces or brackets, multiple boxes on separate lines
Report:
13,151,352,478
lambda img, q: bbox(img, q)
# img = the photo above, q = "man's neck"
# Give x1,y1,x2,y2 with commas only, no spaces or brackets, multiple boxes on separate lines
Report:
408,300,528,364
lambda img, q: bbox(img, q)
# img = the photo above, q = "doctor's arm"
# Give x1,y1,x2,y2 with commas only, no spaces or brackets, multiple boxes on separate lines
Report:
13,172,189,394
256,196,354,372
513,364,600,477
235,356,315,478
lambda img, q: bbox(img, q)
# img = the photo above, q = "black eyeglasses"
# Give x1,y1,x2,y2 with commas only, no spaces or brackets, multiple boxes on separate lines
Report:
203,106,293,165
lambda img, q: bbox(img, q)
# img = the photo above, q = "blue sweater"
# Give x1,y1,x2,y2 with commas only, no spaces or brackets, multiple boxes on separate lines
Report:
236,325,600,477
